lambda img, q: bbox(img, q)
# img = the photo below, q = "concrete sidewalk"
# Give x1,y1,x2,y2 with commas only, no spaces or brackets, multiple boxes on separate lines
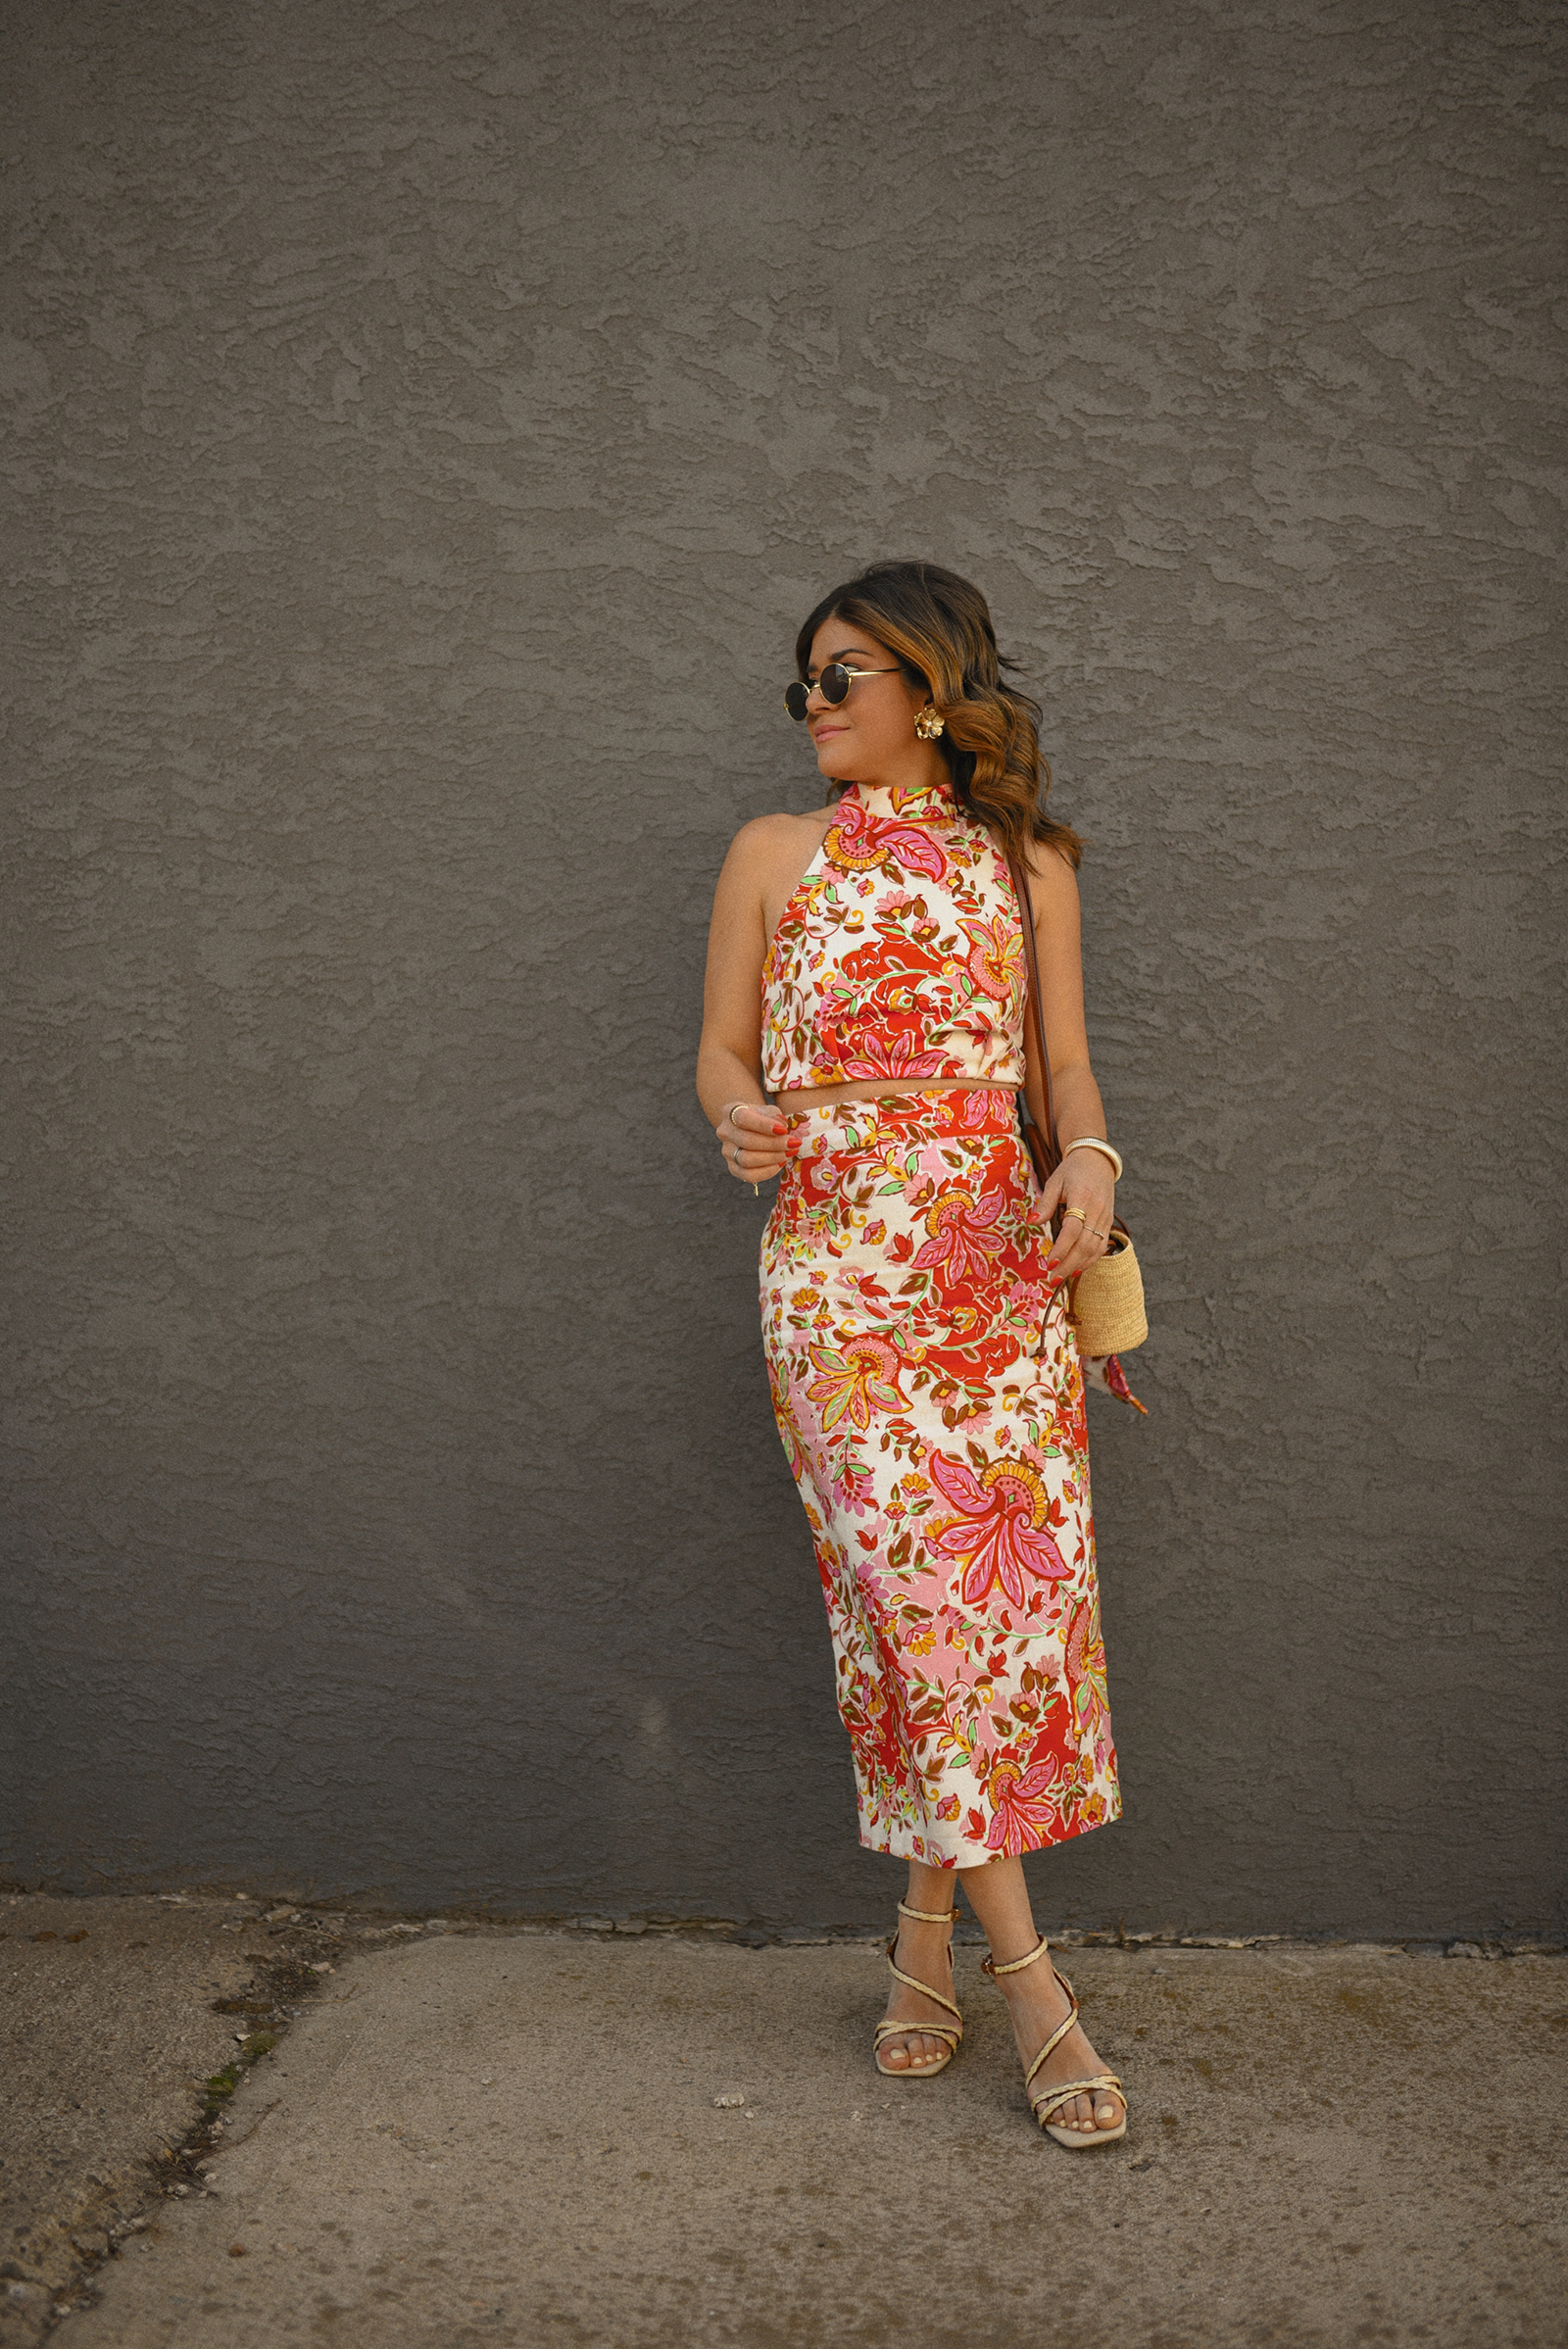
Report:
18,1920,1566,2349
0,1890,350,2325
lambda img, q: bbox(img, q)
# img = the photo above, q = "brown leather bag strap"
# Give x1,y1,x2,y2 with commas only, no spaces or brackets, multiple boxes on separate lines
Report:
1005,847,1060,1182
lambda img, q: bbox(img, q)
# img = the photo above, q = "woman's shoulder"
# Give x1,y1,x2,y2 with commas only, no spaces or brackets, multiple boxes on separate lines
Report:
724,804,836,871
1018,836,1082,903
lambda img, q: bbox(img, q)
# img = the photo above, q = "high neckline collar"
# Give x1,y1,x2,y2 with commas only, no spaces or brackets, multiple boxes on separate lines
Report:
842,777,956,822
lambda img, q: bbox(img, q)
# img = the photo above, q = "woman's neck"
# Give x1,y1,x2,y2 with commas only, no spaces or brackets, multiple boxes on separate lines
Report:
844,772,955,819
836,739,951,801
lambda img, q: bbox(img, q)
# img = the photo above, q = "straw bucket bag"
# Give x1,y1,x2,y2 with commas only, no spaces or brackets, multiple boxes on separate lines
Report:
1005,850,1149,1359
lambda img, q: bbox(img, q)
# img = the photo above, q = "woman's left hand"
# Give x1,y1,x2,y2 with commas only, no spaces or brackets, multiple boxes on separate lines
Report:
1036,1150,1116,1287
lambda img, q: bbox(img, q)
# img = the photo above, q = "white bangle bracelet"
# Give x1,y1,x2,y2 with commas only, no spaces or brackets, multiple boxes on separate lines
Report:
1062,1136,1123,1182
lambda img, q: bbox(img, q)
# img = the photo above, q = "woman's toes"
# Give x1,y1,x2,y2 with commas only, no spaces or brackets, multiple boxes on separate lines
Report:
885,2029,947,2069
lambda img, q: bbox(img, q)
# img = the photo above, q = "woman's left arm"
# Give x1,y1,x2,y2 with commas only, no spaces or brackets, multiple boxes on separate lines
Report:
1019,846,1117,1284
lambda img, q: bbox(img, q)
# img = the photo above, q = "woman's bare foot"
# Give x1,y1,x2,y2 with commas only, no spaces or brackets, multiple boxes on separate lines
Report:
995,1947,1124,2134
876,1911,959,2073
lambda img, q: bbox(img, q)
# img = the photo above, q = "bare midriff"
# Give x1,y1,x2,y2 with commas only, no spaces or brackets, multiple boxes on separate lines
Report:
773,1075,1022,1112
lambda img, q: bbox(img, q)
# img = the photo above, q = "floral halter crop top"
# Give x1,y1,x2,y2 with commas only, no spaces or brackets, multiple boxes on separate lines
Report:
761,776,1028,1094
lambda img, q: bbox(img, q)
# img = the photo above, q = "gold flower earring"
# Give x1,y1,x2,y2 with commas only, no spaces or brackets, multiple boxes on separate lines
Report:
914,704,945,740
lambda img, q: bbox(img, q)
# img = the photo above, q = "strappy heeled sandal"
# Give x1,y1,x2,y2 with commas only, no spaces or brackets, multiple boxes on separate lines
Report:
872,1899,963,2079
982,1934,1128,2147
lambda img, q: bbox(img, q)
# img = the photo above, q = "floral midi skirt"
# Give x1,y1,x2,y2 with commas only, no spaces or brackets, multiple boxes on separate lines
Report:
760,1088,1120,1870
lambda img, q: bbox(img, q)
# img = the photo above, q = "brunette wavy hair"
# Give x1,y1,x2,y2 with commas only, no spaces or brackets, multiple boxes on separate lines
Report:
794,560,1081,868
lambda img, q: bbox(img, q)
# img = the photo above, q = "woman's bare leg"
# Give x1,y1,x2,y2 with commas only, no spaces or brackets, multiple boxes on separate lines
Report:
874,1857,962,2072
956,1853,1125,2134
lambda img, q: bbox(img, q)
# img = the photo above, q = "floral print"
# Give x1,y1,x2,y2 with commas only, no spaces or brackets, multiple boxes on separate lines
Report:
924,1449,1072,1610
758,778,1119,1869
762,778,1028,1093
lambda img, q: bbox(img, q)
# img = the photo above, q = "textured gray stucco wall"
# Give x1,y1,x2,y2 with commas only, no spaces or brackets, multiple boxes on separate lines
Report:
3,0,1564,1935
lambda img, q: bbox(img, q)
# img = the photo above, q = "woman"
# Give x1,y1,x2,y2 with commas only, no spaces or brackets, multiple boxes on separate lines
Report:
697,562,1129,2148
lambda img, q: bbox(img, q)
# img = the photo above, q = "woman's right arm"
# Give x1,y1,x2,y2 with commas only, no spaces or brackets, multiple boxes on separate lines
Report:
697,820,792,1186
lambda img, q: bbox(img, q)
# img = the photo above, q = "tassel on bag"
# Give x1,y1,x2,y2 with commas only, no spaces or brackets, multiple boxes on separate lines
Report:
1004,849,1150,1364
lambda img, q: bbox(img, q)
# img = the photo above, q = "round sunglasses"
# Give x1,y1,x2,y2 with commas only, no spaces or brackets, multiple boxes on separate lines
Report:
783,662,900,721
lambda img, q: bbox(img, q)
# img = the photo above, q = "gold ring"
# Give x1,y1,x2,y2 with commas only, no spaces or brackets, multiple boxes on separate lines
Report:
1062,1205,1087,1223
1090,1226,1107,1239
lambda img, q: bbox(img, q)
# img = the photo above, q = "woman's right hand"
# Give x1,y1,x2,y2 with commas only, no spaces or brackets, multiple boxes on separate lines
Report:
717,1100,791,1186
